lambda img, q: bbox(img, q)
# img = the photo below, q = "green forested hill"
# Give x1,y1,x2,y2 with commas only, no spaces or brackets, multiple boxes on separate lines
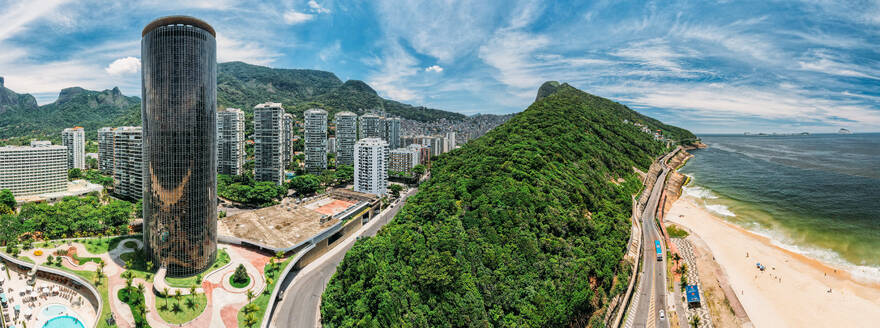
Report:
321,83,688,327
0,62,465,140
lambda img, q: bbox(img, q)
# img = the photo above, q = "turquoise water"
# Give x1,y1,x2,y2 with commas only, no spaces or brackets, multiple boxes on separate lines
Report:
680,133,880,283
42,316,84,328
41,304,69,318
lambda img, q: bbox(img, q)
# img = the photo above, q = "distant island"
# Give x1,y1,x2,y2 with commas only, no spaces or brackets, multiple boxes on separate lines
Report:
743,132,810,136
839,128,853,134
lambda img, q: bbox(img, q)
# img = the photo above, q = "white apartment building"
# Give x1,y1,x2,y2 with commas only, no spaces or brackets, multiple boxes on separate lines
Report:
445,131,456,152
0,142,68,196
62,127,86,169
98,127,116,175
283,113,294,167
335,111,358,166
304,108,328,174
254,102,285,184
354,138,388,195
217,108,245,175
358,114,381,139
113,126,143,200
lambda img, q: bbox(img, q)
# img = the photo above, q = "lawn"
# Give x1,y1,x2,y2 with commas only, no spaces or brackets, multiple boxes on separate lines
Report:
667,224,689,238
78,234,139,254
155,291,207,324
118,288,149,327
237,256,294,328
230,273,250,288
119,249,155,282
165,248,230,288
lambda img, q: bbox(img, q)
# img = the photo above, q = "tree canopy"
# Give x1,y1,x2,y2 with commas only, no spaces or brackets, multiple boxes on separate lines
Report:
321,84,690,327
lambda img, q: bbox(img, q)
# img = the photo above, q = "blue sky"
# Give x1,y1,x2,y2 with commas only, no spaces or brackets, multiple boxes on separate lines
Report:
1,0,878,133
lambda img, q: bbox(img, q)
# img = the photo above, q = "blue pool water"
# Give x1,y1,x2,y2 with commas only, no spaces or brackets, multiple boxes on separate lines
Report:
42,316,85,328
41,304,69,318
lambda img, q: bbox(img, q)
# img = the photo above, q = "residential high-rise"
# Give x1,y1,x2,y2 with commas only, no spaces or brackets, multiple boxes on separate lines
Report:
389,147,419,174
141,16,217,277
334,111,357,166
62,127,85,170
384,117,401,149
254,102,285,184
304,108,328,174
0,142,67,196
98,127,116,175
358,113,381,139
354,138,388,195
113,127,143,200
283,113,294,167
407,143,430,166
217,108,245,175
445,131,456,151
327,137,337,154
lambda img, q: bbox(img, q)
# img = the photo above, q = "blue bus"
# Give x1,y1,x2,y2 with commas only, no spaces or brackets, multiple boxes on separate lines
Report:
655,240,663,261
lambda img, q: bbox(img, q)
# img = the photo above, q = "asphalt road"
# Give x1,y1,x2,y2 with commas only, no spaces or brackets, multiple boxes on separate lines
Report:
271,187,417,328
631,150,677,328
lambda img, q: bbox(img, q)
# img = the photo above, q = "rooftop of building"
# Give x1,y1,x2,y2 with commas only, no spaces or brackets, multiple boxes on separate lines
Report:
356,138,388,146
16,180,104,204
142,15,216,37
218,188,378,249
335,111,357,117
221,107,243,112
1,144,66,151
254,102,283,109
305,108,327,115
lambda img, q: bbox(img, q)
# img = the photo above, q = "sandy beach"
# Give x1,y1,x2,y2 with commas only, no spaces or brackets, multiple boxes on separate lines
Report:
666,196,880,328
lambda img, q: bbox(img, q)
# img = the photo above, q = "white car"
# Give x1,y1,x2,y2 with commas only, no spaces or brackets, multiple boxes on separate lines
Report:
659,310,665,320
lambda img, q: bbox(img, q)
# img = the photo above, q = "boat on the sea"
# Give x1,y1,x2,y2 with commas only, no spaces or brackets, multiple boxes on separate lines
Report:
838,128,852,134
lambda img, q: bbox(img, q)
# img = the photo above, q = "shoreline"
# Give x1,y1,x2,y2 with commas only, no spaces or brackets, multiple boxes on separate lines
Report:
667,196,880,327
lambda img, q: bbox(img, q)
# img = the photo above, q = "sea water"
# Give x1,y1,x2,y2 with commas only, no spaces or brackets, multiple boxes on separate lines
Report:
680,133,880,283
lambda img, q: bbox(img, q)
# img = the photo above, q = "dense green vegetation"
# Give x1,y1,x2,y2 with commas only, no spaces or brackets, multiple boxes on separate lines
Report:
321,83,690,327
68,168,115,187
0,196,135,244
218,174,287,206
230,264,251,288
238,254,293,328
118,286,149,327
156,288,208,324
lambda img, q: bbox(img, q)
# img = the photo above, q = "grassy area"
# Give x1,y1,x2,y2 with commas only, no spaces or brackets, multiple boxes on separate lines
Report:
17,255,34,264
667,225,689,238
119,249,155,282
165,248,230,288
155,291,207,324
237,256,294,328
123,241,138,249
117,288,149,327
230,274,250,288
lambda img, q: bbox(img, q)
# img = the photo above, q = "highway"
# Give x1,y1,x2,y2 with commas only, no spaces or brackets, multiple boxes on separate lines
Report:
270,187,417,328
628,149,678,328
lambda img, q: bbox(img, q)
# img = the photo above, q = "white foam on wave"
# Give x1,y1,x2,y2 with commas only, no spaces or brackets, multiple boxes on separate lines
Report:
767,233,880,284
705,204,736,217
682,184,717,200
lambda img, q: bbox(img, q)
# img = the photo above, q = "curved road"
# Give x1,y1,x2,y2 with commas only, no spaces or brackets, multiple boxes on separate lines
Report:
630,149,678,328
271,187,417,328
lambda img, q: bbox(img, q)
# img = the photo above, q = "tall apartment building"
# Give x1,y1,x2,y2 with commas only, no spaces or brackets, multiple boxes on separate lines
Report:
334,111,357,166
98,127,116,175
62,127,86,170
327,137,337,154
113,126,143,200
358,114,381,139
141,16,218,276
407,144,430,166
0,142,67,196
304,108,328,174
217,108,245,175
384,117,401,149
389,147,419,174
283,113,294,167
254,102,285,185
354,138,388,195
445,131,456,152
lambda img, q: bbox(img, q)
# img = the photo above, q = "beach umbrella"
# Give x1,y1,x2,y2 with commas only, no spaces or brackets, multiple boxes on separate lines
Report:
22,307,31,317
13,304,20,311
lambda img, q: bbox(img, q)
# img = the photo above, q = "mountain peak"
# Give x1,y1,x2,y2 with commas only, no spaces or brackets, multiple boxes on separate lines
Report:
340,80,377,96
58,87,87,103
535,81,562,101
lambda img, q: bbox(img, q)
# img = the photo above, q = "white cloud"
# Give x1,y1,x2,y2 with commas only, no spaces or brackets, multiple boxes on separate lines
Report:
217,35,281,65
319,40,341,62
797,50,880,80
424,65,443,73
283,10,314,25
105,57,140,75
308,0,330,14
0,0,71,42
367,42,421,102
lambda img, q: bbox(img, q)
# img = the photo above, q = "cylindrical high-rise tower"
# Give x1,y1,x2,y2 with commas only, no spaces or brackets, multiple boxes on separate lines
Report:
141,16,217,277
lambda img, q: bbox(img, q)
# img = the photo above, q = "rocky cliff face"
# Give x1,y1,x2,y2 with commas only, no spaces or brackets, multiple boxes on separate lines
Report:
0,76,39,114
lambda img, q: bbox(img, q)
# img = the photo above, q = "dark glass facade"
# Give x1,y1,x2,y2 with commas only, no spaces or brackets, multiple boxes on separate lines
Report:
141,16,217,277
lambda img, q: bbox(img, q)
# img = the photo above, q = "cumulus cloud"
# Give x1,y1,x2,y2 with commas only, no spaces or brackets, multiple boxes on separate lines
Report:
424,65,444,73
283,10,314,25
105,57,140,75
308,0,330,14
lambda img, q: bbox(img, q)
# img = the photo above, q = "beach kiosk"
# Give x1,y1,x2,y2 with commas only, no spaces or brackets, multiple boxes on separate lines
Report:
686,284,701,308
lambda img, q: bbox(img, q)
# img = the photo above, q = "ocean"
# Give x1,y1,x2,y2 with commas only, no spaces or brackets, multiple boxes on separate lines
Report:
679,133,880,283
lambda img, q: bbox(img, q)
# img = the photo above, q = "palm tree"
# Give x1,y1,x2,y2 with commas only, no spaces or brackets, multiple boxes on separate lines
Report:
246,289,255,302
162,288,169,307
136,283,145,295
175,289,182,305
189,286,197,300
244,314,257,327
690,315,701,328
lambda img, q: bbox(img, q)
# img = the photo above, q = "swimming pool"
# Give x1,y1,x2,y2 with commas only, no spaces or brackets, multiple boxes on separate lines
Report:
42,315,85,328
41,304,70,318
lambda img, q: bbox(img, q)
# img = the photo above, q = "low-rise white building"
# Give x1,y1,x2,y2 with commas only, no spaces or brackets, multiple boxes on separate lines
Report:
0,142,68,196
354,138,388,195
